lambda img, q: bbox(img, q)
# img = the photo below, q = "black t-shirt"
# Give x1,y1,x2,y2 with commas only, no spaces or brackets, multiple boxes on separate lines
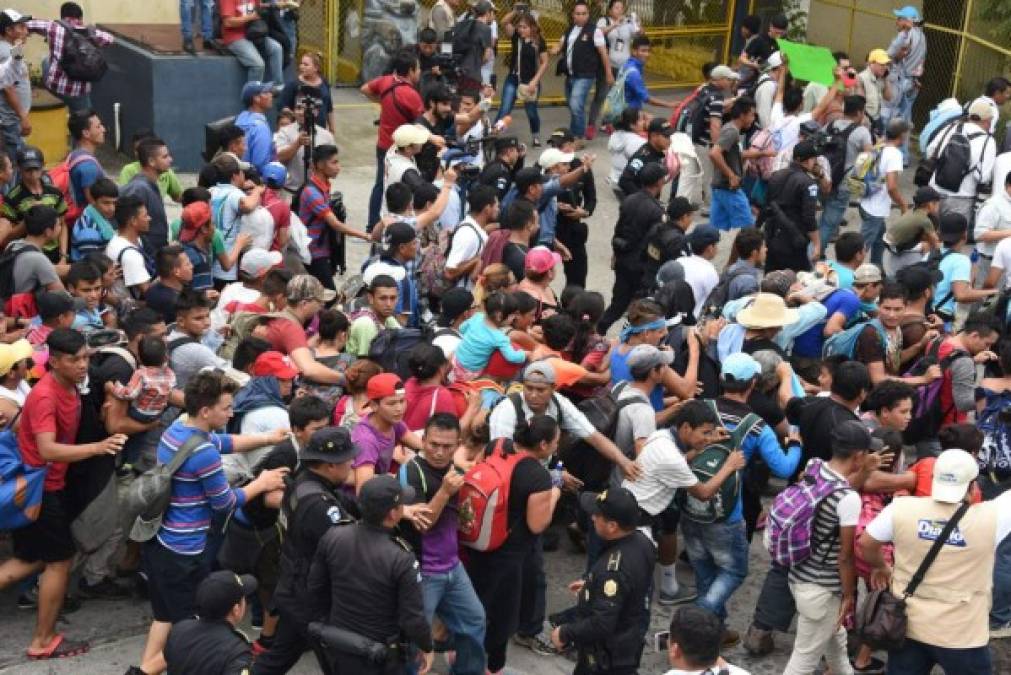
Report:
500,455,551,553
414,113,454,183
786,396,859,478
502,242,528,282
241,439,300,529
748,389,786,431
145,282,180,325
745,33,778,62
509,35,546,83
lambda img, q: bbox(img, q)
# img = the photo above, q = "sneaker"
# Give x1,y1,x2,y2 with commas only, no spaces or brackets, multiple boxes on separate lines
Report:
513,632,558,656
182,38,196,55
657,586,697,606
743,624,773,655
79,577,130,600
531,137,541,147
851,656,885,674
721,629,740,648
584,125,597,141
990,622,1011,639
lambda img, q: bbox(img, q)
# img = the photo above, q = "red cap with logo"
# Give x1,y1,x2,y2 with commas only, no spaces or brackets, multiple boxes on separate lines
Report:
366,372,404,400
252,351,299,380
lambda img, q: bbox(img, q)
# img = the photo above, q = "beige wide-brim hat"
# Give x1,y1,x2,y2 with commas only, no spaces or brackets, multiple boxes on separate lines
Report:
737,292,800,329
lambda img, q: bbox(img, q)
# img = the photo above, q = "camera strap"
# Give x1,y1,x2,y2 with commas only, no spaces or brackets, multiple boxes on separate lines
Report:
380,80,416,125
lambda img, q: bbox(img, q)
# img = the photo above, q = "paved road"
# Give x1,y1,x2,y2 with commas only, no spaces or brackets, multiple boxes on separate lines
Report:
2,88,1010,674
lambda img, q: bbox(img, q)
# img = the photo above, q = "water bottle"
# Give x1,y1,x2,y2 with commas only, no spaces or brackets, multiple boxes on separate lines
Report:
552,461,565,488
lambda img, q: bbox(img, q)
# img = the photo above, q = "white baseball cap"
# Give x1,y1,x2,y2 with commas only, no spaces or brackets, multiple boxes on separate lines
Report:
392,124,431,148
764,51,785,71
538,148,575,169
931,449,979,504
240,249,283,278
363,260,406,285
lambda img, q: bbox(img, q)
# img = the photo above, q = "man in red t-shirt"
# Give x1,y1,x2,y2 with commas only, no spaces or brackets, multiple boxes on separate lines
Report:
360,50,424,229
260,162,292,253
218,0,283,85
0,329,126,659
266,275,347,389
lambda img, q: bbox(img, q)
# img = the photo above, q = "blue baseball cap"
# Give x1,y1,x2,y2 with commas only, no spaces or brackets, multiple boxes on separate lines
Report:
721,353,761,382
893,5,921,21
241,80,274,105
261,161,287,188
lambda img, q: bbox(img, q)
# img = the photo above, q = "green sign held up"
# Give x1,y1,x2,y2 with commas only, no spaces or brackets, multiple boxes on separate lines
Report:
777,39,839,86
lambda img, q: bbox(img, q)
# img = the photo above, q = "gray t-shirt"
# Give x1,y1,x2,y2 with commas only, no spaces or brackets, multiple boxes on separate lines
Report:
609,385,655,487
828,119,873,171
167,329,227,388
13,246,59,294
0,42,29,126
712,123,743,189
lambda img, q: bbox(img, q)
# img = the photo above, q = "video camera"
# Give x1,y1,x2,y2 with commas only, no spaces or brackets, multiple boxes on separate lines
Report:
799,120,840,156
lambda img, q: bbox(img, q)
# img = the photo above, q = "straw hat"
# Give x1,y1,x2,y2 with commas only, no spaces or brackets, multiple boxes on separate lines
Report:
737,293,800,329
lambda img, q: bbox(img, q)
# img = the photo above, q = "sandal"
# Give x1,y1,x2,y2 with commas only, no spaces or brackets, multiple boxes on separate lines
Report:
851,656,886,674
27,634,90,660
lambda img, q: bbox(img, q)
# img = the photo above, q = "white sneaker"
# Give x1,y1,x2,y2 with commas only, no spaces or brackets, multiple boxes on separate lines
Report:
991,622,1011,639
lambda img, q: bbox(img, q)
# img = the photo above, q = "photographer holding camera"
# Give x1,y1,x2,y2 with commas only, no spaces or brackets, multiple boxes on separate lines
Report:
274,96,336,192
414,83,493,183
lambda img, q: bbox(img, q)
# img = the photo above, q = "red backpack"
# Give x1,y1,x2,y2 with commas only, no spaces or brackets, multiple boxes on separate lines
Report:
479,228,511,268
48,151,98,226
458,438,527,552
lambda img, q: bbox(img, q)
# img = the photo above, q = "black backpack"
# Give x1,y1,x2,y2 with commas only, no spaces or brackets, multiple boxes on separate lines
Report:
452,17,480,59
677,87,714,144
367,327,432,380
0,242,40,300
824,122,860,189
57,21,108,82
699,265,754,321
641,223,687,291
933,124,991,192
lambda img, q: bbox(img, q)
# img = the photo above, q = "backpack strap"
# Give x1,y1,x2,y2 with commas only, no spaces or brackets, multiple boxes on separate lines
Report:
728,412,762,450
902,502,971,598
168,336,199,353
165,433,211,476
97,346,138,370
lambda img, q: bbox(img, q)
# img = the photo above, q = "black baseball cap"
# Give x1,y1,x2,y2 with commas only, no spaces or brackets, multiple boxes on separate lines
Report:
549,127,576,146
439,287,474,325
16,146,44,170
579,487,640,528
793,139,821,161
668,196,698,221
647,118,675,136
639,162,668,187
494,136,520,153
938,212,968,245
385,221,418,249
195,571,258,620
300,427,358,464
912,186,942,207
37,291,75,321
0,10,31,32
360,474,417,524
514,167,548,194
831,420,884,453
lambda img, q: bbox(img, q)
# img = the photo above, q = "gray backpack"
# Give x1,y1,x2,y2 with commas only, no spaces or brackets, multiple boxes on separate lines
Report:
124,435,206,542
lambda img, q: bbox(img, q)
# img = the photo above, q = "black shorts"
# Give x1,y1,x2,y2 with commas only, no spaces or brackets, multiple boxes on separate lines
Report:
143,538,210,623
12,490,76,563
640,502,681,537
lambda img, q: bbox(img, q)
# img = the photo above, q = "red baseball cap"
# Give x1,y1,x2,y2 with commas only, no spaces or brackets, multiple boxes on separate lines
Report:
253,351,299,380
179,201,211,243
366,372,405,400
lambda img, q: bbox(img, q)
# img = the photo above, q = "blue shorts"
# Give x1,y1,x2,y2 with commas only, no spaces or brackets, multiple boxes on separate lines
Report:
710,187,754,231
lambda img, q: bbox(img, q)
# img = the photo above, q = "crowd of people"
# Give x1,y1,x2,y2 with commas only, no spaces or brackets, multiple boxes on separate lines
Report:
1,1,1011,675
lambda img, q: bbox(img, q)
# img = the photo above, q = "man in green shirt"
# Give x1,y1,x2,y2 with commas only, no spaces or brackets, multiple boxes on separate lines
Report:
345,274,401,356
118,130,183,202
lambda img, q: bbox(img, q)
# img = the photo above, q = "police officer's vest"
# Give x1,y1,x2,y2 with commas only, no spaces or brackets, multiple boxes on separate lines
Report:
558,24,601,79
890,496,997,649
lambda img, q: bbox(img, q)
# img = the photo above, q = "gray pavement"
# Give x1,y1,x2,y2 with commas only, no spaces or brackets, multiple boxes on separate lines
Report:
2,88,1011,674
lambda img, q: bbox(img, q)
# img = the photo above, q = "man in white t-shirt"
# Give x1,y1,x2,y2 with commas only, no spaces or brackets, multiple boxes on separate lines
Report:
927,99,996,226
860,119,909,267
662,605,751,675
782,420,878,675
273,101,336,191
445,184,497,290
679,225,721,321
970,76,1010,135
623,400,744,606
976,171,1011,287
105,194,153,299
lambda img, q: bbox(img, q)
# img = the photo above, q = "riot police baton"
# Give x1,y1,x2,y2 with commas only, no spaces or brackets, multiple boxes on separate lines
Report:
307,621,389,665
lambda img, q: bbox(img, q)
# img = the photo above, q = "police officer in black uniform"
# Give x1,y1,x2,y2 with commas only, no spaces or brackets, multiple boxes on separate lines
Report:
480,135,525,200
307,474,434,674
252,427,360,675
551,127,597,288
617,118,674,198
550,488,656,675
599,162,669,332
163,571,258,675
763,139,823,273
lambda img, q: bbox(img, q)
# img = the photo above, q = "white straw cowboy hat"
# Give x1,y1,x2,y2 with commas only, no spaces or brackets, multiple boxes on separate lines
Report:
737,293,800,330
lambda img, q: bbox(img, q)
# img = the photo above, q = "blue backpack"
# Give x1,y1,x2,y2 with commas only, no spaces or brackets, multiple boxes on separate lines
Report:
822,319,887,359
70,209,108,262
978,388,1011,484
0,428,45,531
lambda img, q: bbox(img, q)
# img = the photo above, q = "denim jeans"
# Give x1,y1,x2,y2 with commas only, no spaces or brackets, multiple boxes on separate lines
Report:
1,121,22,191
818,184,850,257
887,638,992,675
179,0,215,41
227,37,284,84
420,562,487,675
991,532,1011,627
588,65,617,128
682,518,749,620
279,12,298,59
860,206,886,267
892,85,918,164
565,76,594,138
496,74,541,135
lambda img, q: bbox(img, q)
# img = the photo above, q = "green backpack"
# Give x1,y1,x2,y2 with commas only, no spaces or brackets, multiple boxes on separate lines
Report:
600,65,631,126
677,401,761,524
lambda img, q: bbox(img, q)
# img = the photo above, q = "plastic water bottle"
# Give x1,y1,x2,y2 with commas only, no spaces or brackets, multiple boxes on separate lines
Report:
552,461,565,488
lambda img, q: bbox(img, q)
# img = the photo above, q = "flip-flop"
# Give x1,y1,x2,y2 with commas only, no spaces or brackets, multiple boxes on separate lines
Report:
26,634,90,660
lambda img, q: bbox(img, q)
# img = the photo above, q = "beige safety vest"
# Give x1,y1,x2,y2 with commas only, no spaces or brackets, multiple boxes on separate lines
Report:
890,496,997,648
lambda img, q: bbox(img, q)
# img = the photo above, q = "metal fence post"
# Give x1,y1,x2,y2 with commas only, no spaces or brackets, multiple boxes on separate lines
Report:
951,0,975,99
